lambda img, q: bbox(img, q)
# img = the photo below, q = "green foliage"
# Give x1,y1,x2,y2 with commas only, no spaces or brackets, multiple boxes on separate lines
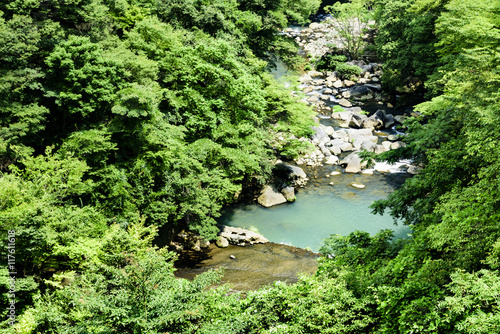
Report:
374,0,445,92
240,275,375,333
439,270,500,333
325,0,372,60
315,54,362,78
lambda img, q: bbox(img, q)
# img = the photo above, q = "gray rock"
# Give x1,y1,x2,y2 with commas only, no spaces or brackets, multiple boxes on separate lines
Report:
319,143,332,156
390,141,406,150
347,128,374,139
281,186,296,202
308,70,324,77
328,145,342,155
274,163,308,187
307,96,319,103
394,115,407,124
257,185,287,207
331,129,348,140
344,80,356,87
364,83,382,91
339,142,354,152
349,113,366,128
319,124,335,136
381,141,392,151
220,226,269,245
340,153,366,173
363,117,383,130
361,64,373,73
324,155,340,165
216,236,229,248
361,140,377,152
333,80,343,88
369,63,380,72
374,144,387,154
339,98,352,107
299,74,313,83
350,85,371,97
311,126,330,144
363,109,386,130
384,114,395,128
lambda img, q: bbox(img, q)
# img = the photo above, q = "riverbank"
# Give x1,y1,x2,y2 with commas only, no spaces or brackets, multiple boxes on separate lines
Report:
174,243,320,291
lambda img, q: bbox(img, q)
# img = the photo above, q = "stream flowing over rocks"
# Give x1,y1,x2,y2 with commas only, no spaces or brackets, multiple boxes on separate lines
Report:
173,17,422,255
253,18,423,209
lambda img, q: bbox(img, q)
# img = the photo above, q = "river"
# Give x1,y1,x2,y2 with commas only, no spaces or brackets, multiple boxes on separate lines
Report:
175,27,412,291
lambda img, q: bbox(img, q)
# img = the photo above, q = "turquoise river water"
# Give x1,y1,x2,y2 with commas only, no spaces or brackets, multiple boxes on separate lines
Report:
218,165,411,252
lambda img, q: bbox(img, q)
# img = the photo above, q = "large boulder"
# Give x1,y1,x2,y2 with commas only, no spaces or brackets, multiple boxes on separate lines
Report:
216,236,229,248
390,141,406,150
311,126,330,144
364,83,382,91
308,70,324,78
274,163,308,187
319,124,335,136
257,185,287,207
299,74,313,83
220,226,269,246
318,143,332,156
324,155,340,165
384,114,395,128
350,85,371,97
347,128,375,142
326,139,346,155
349,113,367,128
363,109,386,130
340,152,367,173
281,186,296,202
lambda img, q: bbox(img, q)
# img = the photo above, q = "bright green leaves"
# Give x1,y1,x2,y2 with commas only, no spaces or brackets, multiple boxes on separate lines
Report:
325,0,373,60
112,82,163,118
0,103,49,161
45,36,126,118
439,270,500,333
375,0,442,91
435,0,500,58
0,14,40,69
58,129,117,167
240,275,375,333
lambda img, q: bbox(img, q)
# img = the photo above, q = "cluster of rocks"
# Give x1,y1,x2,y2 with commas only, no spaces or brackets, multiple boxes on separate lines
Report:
256,163,309,208
283,20,373,59
217,226,269,248
299,65,387,114
170,230,211,252
296,124,406,171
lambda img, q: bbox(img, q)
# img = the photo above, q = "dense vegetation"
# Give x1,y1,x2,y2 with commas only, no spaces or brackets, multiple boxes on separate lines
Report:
1,0,500,332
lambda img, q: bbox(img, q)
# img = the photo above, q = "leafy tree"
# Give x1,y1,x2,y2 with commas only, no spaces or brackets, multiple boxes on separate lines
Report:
325,0,373,60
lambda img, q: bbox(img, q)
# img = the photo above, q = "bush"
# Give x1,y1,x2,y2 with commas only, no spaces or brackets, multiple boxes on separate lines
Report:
315,54,361,79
